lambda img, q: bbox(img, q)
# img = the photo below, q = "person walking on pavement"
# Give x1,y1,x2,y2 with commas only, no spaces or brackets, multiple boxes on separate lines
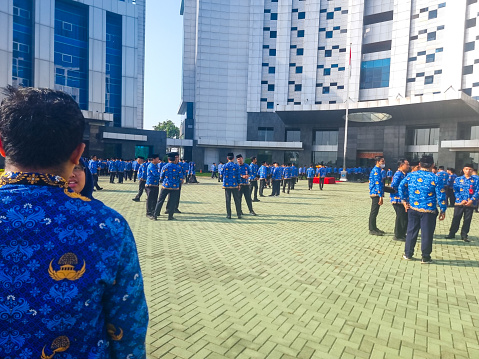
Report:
237,154,257,216
223,153,242,219
369,156,386,236
145,155,160,219
249,156,260,202
390,159,410,241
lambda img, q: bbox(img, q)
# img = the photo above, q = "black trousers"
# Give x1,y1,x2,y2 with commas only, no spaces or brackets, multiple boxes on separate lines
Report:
109,172,116,183
393,203,408,239
154,188,179,218
211,171,218,178
128,170,133,180
133,171,138,182
134,180,146,200
449,206,474,238
239,185,254,213
405,210,437,259
272,180,281,196
447,187,455,207
225,188,241,217
259,179,266,196
250,180,258,200
118,172,124,183
282,178,291,193
175,183,182,210
92,174,101,190
308,178,313,190
319,177,325,190
145,186,159,216
369,196,380,231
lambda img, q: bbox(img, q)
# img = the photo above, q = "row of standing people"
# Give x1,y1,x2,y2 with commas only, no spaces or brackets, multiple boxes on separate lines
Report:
369,155,478,264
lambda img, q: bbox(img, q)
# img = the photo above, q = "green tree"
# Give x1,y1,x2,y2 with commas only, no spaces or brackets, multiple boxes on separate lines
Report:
153,120,180,139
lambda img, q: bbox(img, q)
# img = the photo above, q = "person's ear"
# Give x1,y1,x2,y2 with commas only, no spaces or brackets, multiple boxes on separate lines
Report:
70,143,86,165
0,137,6,157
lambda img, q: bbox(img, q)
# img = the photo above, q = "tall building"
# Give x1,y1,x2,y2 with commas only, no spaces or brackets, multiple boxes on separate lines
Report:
179,0,479,171
0,0,166,159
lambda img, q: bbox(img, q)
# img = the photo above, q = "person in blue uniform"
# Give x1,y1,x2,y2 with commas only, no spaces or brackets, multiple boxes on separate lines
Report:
258,161,268,197
399,155,447,263
269,162,282,196
369,156,386,236
133,158,140,181
306,164,315,190
218,161,224,182
0,87,148,358
386,168,393,185
390,159,410,241
223,153,242,219
132,156,147,201
282,163,292,194
145,154,160,219
108,157,117,183
291,163,298,189
446,168,457,206
154,152,184,220
211,162,218,178
88,155,103,191
249,156,260,202
237,154,257,215
445,164,478,242
318,165,327,190
436,166,449,191
117,158,125,183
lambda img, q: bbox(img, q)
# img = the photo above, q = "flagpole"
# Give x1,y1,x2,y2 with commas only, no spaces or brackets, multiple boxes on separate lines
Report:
340,42,352,182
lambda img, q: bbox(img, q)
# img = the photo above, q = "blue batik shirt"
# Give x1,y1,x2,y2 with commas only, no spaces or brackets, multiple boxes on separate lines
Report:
126,162,132,171
0,172,148,359
223,161,240,188
390,170,406,204
249,163,259,181
181,162,189,177
386,170,393,177
146,163,160,186
399,170,447,213
138,162,148,181
447,173,457,188
189,162,196,175
238,164,250,185
272,167,283,181
306,168,315,178
319,167,327,177
369,166,384,197
218,164,224,175
291,166,298,177
454,175,479,206
160,163,183,189
132,160,139,171
436,171,449,190
108,161,117,172
258,165,268,179
283,167,292,179
88,160,98,175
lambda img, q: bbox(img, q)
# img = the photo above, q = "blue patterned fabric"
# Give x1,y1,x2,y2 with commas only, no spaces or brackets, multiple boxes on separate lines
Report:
447,173,457,188
222,162,240,188
258,165,268,179
132,161,139,171
188,162,196,175
319,167,327,177
146,163,160,186
291,165,298,177
399,170,447,213
126,162,132,171
107,161,117,172
0,172,148,359
306,168,315,178
283,167,292,179
369,166,384,197
160,163,183,189
272,167,282,181
137,162,148,181
386,170,393,177
453,175,479,206
218,164,224,175
390,170,406,204
117,161,126,172
88,160,98,175
238,164,250,185
249,164,259,181
436,171,449,189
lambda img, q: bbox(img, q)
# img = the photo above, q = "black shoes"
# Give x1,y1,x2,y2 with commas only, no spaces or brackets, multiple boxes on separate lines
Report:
462,237,471,242
393,236,406,242
168,217,176,221
237,215,242,219
250,211,257,216
445,234,455,239
403,254,413,260
421,257,433,264
147,215,155,220
132,198,140,202
175,209,182,213
253,199,260,202
376,229,386,235
369,230,384,236
226,215,232,219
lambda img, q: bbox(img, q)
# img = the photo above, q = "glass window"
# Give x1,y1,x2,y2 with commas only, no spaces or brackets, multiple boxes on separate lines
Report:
298,12,305,19
322,87,330,94
465,42,475,52
324,68,331,76
12,0,34,87
428,10,437,19
427,32,436,41
426,54,435,63
270,31,277,38
295,84,302,91
258,127,274,141
313,151,337,165
314,131,338,145
269,49,276,56
268,84,275,91
296,66,303,73
471,126,479,140
286,130,301,142
326,12,334,19
269,67,275,74
359,58,390,89
326,31,333,38
407,128,439,145
105,12,122,127
267,102,274,109
297,30,305,37
271,13,277,20
425,75,434,85
296,48,304,55
325,50,332,57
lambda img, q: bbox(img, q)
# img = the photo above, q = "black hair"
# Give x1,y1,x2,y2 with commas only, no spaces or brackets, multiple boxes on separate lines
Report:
438,166,444,170
397,158,408,167
151,154,160,159
374,156,384,163
0,86,85,169
420,155,434,168
447,167,455,173
227,155,234,160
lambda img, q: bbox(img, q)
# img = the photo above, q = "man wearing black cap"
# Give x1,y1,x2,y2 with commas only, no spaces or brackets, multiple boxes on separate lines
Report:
223,153,242,219
236,154,257,215
154,152,184,220
399,155,447,263
445,164,478,242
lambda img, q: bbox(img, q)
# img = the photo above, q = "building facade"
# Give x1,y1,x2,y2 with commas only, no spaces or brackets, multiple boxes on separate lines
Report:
179,0,479,171
0,0,166,160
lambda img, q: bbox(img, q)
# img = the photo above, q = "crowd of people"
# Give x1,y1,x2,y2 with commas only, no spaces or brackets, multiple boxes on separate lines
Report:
368,155,477,264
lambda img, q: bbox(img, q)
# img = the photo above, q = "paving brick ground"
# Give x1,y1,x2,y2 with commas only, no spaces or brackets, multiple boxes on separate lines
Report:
94,176,479,359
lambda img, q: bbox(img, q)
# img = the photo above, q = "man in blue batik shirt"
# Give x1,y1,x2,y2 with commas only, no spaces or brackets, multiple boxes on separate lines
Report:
399,155,447,263
0,87,148,358
211,162,218,179
258,161,268,197
132,158,139,181
218,162,224,182
88,155,103,191
445,164,478,242
117,158,125,183
132,156,147,202
249,157,260,202
369,156,386,236
318,165,327,190
145,155,160,219
390,159,410,241
446,168,457,207
436,166,449,191
154,152,184,220
223,153,242,219
108,157,117,183
269,162,283,196
282,163,292,194
306,164,315,190
237,154,257,215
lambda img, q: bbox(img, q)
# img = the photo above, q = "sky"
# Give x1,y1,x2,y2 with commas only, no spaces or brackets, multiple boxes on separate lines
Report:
143,1,183,130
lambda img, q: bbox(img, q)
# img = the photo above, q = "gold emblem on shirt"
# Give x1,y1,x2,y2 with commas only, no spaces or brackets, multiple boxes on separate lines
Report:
49,253,86,281
41,336,70,359
107,323,124,341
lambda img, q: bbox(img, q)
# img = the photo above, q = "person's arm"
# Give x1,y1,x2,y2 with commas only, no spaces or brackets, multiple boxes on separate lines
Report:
102,224,148,358
435,181,447,216
398,176,409,211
